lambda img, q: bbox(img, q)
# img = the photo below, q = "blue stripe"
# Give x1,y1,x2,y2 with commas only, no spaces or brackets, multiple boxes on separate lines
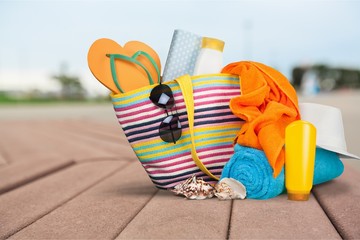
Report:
136,143,191,158
133,133,191,151
136,133,235,159
111,88,151,102
114,88,184,108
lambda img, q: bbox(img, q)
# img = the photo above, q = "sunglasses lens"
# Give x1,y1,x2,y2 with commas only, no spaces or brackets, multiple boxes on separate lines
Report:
159,115,182,143
150,84,174,109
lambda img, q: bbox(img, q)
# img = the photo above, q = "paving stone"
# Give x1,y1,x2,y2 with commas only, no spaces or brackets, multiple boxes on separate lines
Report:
313,162,360,239
117,190,231,239
9,162,156,240
229,194,341,239
0,157,74,194
0,161,125,239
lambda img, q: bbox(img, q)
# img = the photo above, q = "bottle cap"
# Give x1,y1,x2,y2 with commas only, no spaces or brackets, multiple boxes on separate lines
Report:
287,193,310,201
201,37,225,52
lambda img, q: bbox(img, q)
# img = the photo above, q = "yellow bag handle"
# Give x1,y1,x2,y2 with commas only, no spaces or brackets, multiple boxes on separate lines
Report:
175,75,219,181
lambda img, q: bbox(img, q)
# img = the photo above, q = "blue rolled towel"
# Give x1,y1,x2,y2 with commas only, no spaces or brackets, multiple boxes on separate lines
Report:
221,144,344,199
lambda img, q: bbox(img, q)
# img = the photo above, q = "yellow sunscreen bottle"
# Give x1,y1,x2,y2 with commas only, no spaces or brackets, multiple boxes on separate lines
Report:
285,120,316,201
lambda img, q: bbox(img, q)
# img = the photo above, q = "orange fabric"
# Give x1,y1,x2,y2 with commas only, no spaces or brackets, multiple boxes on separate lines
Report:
221,61,301,177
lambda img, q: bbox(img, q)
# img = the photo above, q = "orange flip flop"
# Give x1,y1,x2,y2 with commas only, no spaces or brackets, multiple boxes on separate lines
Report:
125,40,161,86
87,38,161,93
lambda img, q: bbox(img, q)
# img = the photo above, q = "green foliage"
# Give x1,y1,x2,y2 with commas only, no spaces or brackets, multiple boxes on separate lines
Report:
52,74,86,100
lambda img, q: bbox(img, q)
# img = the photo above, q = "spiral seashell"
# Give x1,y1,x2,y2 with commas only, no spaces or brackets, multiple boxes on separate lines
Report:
170,175,215,200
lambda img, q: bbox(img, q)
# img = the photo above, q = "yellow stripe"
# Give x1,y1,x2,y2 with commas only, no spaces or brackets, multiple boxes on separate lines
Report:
138,136,235,161
133,124,240,153
194,124,240,132
112,85,182,106
191,73,237,80
132,129,191,149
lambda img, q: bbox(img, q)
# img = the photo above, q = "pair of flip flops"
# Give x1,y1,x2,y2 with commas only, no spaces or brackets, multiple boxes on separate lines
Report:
87,38,161,94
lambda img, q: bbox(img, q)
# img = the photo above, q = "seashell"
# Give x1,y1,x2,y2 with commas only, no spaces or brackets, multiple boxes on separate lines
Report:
214,178,247,200
170,175,215,200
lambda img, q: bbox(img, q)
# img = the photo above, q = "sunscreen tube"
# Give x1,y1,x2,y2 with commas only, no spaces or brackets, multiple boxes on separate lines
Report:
285,120,316,201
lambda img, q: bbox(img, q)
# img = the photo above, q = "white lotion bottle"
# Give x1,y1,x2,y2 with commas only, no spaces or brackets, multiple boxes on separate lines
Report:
193,37,225,75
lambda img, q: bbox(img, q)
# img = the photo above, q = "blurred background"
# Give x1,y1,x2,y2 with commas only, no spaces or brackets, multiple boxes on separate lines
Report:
1,0,360,101
0,0,359,167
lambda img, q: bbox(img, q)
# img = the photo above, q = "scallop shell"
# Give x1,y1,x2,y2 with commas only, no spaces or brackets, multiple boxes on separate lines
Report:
214,178,247,200
170,175,215,200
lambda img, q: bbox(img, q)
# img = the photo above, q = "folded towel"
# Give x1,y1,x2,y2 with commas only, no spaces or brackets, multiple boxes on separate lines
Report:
221,61,301,177
221,144,344,199
313,147,344,185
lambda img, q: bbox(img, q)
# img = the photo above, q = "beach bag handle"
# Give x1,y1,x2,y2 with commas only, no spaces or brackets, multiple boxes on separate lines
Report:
175,75,219,181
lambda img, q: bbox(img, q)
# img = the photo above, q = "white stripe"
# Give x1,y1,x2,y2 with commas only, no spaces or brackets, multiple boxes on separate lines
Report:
120,108,164,122
119,109,188,129
144,154,233,173
118,102,155,115
147,161,229,178
193,89,240,97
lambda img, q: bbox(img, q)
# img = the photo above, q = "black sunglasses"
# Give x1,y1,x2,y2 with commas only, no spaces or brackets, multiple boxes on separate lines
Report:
149,84,182,144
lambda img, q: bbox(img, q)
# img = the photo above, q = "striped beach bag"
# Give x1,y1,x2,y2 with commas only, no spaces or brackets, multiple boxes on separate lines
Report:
111,74,242,189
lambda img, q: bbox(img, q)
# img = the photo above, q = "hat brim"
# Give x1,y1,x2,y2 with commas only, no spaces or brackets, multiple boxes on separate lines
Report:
317,144,360,160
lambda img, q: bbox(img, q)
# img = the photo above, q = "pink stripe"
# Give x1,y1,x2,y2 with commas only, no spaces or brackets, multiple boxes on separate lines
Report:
195,98,231,107
195,114,238,122
114,100,150,112
170,86,238,99
146,158,230,175
143,157,193,169
118,103,187,125
193,92,239,101
142,150,191,165
118,104,158,117
152,170,222,186
195,86,239,94
194,108,231,116
194,121,241,130
140,144,233,165
149,162,198,175
143,150,233,170
198,151,234,161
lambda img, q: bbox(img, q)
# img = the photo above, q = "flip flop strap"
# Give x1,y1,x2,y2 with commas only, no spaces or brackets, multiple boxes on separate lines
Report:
107,51,160,93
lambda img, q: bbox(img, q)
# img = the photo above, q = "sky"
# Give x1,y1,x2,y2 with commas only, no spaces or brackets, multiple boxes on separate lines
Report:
0,0,360,96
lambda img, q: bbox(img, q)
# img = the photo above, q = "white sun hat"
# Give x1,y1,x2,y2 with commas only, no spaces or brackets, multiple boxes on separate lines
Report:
299,102,360,159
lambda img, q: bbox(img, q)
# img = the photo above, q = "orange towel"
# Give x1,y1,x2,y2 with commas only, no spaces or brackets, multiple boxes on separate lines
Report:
222,61,300,177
